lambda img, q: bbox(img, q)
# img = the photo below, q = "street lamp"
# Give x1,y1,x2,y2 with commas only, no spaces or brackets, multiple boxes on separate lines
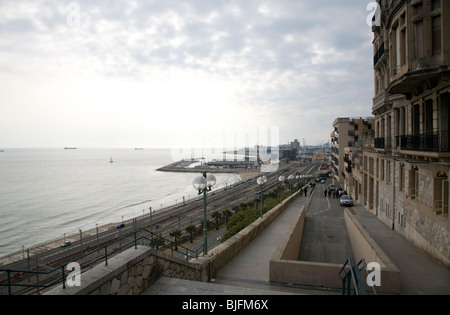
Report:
192,172,216,256
279,175,285,203
256,175,267,218
288,175,294,194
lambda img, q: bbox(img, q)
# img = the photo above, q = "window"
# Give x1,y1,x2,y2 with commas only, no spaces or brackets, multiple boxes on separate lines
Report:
413,3,424,59
415,20,424,58
400,164,405,191
432,0,441,11
434,175,449,216
395,26,401,73
409,168,419,199
413,104,420,135
400,28,406,65
424,100,433,134
386,161,391,184
432,15,442,55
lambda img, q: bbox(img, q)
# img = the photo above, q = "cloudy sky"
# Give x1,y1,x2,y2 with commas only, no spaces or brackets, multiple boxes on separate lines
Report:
0,0,376,149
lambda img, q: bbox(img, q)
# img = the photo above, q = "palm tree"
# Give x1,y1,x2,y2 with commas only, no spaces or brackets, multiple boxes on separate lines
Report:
150,236,164,250
222,209,232,225
211,211,222,230
169,229,182,251
185,224,196,243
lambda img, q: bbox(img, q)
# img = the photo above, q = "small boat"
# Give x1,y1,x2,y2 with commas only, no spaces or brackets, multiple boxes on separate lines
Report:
64,147,77,150
110,157,114,163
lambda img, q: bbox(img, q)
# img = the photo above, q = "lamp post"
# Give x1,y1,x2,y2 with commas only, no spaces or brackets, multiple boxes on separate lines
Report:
288,175,294,195
256,176,267,218
192,172,216,256
279,175,285,203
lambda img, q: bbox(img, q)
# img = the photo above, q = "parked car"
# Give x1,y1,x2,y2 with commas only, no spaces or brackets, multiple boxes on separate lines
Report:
340,195,354,207
337,189,347,198
61,241,71,248
116,223,125,229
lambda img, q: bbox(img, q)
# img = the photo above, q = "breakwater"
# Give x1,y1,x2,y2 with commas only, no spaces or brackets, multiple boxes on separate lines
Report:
157,160,261,179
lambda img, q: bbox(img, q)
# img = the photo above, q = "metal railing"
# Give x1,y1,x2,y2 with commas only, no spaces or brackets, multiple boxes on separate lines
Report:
338,257,377,295
396,132,449,152
0,228,202,295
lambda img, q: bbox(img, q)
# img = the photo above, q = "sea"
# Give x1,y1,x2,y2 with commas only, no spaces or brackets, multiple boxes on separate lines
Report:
0,148,241,257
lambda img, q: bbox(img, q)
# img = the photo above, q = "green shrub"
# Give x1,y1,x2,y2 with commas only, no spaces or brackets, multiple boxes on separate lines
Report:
222,194,282,241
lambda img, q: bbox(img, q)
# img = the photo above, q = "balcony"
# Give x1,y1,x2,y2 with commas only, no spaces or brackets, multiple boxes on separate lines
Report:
396,132,450,152
374,138,385,149
373,42,385,67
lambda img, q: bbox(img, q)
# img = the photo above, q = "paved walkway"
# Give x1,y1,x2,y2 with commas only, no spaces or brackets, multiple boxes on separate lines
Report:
145,184,450,295
350,203,450,295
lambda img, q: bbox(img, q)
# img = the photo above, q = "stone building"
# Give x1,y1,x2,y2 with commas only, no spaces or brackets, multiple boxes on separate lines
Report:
370,0,449,265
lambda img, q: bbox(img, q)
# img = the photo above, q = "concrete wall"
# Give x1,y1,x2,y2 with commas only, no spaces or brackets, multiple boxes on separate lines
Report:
269,197,401,294
203,189,302,279
344,209,401,294
45,246,207,295
269,195,346,289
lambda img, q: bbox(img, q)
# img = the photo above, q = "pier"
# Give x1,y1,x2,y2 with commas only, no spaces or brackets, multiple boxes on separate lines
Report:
156,159,261,178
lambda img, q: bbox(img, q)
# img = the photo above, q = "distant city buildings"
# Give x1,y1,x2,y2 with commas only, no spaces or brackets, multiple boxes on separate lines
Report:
331,0,449,267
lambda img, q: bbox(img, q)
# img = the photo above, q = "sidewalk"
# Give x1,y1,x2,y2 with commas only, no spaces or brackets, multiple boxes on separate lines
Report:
350,203,450,295
145,186,450,295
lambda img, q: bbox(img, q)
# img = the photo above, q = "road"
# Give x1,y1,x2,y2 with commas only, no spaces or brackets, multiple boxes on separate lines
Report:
297,178,353,264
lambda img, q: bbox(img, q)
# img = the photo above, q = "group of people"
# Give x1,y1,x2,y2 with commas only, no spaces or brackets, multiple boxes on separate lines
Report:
324,188,338,198
299,183,315,197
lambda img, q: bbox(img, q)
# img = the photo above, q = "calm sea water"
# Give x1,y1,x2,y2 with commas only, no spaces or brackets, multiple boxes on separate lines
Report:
0,148,240,257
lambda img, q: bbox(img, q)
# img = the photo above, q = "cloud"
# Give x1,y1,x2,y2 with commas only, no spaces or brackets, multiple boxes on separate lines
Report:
0,0,375,148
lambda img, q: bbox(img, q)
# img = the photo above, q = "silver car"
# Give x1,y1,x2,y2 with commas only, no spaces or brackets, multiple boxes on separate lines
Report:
340,195,353,206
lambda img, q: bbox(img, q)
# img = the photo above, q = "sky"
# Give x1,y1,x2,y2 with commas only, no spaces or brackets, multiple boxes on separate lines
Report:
0,0,376,149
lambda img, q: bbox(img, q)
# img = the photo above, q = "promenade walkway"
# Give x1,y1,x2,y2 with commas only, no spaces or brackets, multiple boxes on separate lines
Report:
145,183,450,295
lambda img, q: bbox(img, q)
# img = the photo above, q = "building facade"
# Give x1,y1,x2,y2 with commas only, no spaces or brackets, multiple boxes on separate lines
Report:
330,117,374,191
371,0,449,265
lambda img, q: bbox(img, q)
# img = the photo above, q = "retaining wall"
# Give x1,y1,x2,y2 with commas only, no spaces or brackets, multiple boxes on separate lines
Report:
269,200,401,294
344,209,401,294
202,190,302,280
45,246,207,295
269,194,346,289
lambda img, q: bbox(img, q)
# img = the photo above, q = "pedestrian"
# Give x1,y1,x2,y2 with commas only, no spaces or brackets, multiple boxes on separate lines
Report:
324,189,327,198
304,188,308,196
333,190,336,198
328,190,332,198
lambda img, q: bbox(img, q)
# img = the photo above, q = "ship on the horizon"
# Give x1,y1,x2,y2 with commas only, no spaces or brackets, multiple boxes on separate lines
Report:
64,147,77,150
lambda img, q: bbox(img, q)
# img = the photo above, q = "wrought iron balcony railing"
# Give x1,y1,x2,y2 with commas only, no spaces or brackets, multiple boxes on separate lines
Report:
396,132,449,152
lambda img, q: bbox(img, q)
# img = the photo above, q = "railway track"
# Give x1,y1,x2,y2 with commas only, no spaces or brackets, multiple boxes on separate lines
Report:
0,162,321,295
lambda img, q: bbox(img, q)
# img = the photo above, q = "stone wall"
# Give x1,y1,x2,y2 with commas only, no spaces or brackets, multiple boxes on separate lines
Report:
45,246,207,295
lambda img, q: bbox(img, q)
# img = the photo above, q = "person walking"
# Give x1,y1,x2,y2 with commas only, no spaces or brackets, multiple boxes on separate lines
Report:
324,189,328,198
